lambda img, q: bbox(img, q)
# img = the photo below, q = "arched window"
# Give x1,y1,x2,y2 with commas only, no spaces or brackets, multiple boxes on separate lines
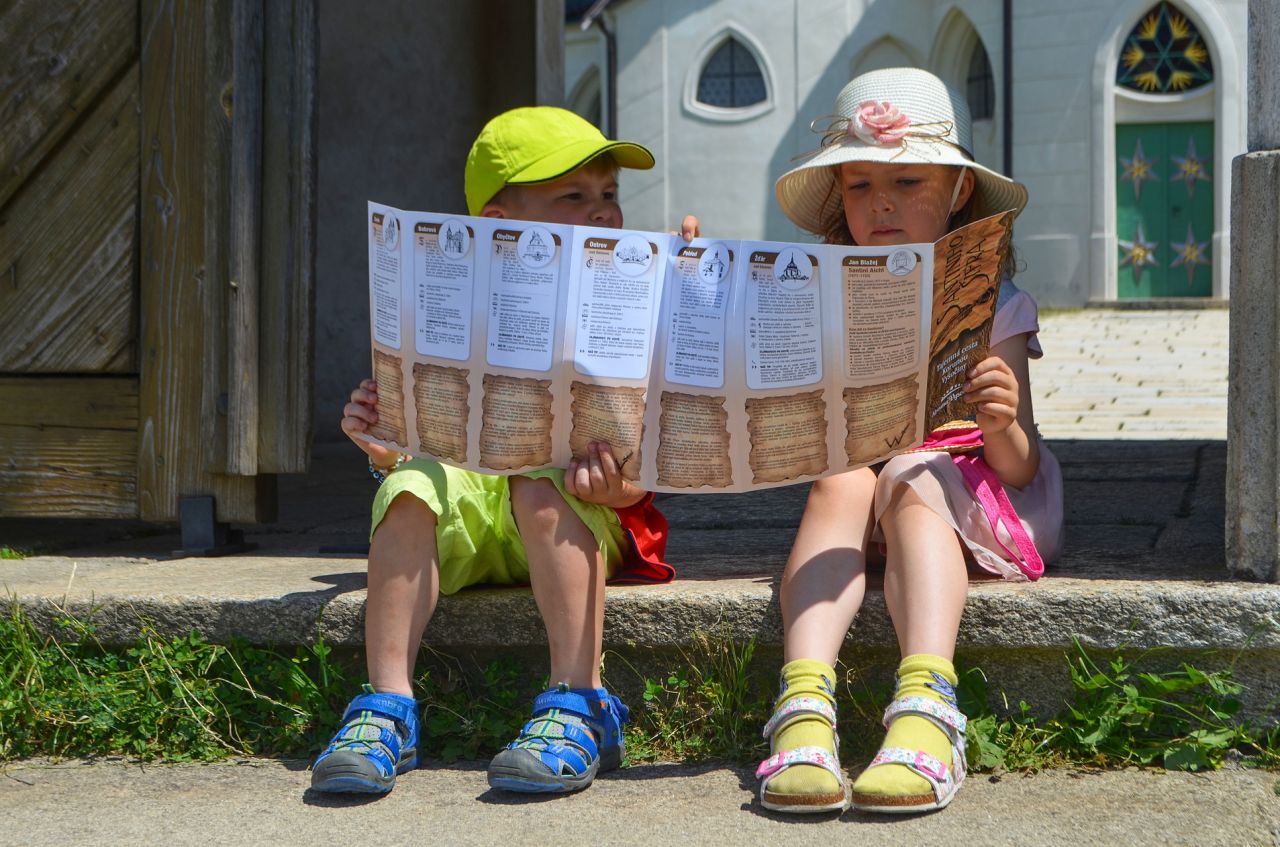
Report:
1116,2,1213,94
696,37,766,109
966,41,995,121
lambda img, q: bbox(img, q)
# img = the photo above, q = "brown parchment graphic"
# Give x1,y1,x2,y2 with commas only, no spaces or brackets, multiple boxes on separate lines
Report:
412,363,470,464
656,392,732,489
843,376,919,466
744,391,829,484
568,382,646,482
926,212,1013,430
480,374,553,470
368,350,408,446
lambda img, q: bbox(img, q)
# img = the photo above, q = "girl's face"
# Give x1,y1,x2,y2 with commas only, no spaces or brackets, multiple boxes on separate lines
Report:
838,162,974,246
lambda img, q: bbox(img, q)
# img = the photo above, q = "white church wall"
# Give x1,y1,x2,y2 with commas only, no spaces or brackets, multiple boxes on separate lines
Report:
565,0,1246,305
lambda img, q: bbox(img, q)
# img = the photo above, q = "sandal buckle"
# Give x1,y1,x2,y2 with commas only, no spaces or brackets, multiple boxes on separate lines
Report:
913,750,946,782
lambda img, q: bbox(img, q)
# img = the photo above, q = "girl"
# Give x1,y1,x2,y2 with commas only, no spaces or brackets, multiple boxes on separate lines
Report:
755,68,1064,814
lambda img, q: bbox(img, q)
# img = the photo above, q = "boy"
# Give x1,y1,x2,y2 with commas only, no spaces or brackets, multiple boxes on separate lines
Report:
313,107,697,795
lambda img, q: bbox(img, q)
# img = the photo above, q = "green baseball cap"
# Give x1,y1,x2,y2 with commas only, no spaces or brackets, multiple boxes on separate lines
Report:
464,106,655,215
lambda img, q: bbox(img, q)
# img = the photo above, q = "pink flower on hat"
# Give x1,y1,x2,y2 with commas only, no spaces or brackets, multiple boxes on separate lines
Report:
849,100,912,145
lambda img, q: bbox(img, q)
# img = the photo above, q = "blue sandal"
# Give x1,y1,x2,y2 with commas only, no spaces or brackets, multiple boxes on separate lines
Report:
310,685,420,794
487,685,629,793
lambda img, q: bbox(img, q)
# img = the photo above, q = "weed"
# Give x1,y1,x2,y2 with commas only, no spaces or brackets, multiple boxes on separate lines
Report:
414,653,539,762
2,607,1276,773
0,547,27,560
613,633,770,763
0,603,351,761
957,640,1280,772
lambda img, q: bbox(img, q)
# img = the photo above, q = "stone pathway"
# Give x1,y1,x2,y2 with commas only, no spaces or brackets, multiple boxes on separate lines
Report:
1032,308,1228,439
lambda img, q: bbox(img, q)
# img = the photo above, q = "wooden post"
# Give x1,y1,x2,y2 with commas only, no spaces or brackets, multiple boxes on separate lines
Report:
257,0,317,473
227,0,263,475
139,0,265,522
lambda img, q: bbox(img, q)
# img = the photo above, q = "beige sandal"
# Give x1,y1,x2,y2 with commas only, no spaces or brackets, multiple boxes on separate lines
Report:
755,695,850,813
849,695,968,814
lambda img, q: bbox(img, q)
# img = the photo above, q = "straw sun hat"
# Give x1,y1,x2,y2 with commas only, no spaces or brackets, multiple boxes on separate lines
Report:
775,67,1027,236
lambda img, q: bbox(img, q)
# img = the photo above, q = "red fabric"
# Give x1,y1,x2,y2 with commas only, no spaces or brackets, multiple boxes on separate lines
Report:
608,492,675,584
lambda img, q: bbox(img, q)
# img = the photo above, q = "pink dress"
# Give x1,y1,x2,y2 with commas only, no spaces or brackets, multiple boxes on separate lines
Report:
871,279,1065,580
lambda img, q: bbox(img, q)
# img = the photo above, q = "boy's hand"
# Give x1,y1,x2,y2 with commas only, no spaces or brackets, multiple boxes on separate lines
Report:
340,378,401,467
564,441,646,508
962,357,1020,435
675,215,700,241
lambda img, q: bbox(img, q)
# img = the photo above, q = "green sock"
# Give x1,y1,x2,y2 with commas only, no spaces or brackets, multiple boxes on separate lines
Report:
762,659,841,799
851,654,958,799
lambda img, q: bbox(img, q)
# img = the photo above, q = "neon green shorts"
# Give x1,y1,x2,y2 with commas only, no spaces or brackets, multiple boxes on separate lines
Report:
370,458,627,596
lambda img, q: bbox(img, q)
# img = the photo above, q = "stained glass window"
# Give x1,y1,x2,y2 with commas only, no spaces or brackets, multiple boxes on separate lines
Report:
696,38,767,108
1116,2,1213,93
967,41,995,121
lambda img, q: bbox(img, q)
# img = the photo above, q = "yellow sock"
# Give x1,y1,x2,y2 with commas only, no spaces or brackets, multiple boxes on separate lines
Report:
851,654,959,800
761,659,841,800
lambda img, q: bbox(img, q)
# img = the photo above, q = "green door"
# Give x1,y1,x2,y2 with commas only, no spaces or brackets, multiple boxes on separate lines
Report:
1116,121,1213,298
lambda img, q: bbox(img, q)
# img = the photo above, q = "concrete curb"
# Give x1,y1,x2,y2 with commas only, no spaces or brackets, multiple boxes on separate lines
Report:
6,555,1278,651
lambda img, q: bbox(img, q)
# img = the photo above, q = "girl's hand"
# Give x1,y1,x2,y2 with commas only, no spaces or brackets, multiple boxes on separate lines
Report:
340,378,401,467
963,356,1020,435
564,441,646,508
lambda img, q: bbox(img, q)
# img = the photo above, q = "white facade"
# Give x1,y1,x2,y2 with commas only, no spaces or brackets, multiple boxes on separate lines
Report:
566,0,1247,305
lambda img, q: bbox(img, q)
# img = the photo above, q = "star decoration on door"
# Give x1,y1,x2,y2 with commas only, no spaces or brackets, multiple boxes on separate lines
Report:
1120,138,1157,200
1169,222,1210,287
1118,220,1160,286
1171,136,1211,198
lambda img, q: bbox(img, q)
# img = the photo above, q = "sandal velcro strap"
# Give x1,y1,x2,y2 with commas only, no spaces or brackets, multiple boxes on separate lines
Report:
511,715,598,755
521,730,595,776
761,696,838,739
869,747,955,802
756,745,845,785
342,691,419,729
882,695,967,742
530,688,628,725
329,725,402,772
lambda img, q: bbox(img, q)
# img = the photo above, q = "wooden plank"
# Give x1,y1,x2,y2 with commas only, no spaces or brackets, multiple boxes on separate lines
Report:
0,64,138,373
138,0,268,523
0,377,138,518
0,0,137,211
256,0,316,473
226,0,263,475
201,0,234,474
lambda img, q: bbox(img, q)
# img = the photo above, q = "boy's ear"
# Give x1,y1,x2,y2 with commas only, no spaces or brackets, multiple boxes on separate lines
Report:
479,204,508,219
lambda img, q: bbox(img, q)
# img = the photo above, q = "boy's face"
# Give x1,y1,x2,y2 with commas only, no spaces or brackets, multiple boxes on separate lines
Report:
482,162,623,228
838,162,973,246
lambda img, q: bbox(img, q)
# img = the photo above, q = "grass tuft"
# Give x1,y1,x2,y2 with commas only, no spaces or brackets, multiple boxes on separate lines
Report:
1,606,1276,772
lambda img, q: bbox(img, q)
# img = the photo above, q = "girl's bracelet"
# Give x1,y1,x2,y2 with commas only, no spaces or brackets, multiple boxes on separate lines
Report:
368,453,408,484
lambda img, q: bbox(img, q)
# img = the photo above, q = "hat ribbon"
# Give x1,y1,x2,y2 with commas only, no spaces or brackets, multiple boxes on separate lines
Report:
797,101,967,163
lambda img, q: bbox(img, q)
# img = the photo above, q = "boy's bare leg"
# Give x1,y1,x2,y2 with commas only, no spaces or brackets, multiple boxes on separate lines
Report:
365,492,441,697
780,468,876,665
509,476,605,689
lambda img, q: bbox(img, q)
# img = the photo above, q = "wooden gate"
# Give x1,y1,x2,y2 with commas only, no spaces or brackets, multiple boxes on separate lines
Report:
0,0,315,523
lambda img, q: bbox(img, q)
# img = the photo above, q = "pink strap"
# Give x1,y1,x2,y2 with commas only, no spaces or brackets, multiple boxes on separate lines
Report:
953,453,1044,580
